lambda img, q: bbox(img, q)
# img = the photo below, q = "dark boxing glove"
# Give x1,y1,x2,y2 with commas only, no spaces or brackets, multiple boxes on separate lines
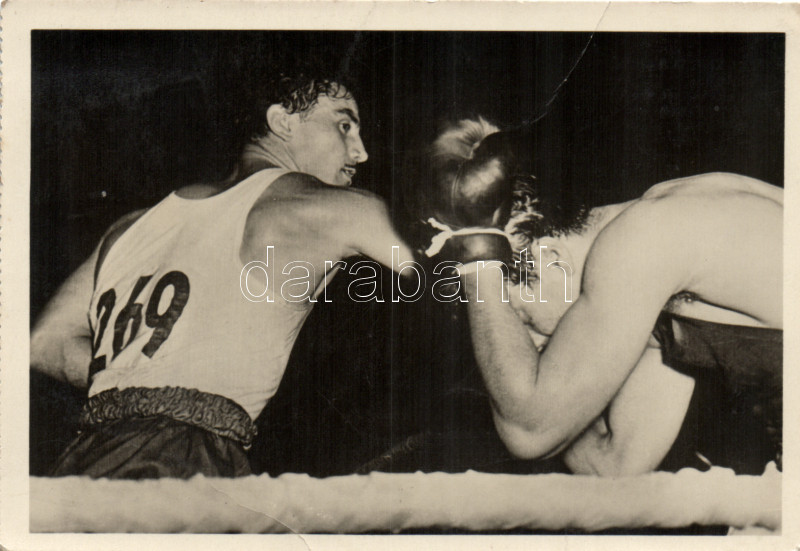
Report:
426,128,523,266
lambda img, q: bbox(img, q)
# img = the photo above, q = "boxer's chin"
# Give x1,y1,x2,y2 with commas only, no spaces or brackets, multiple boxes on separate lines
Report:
337,171,354,187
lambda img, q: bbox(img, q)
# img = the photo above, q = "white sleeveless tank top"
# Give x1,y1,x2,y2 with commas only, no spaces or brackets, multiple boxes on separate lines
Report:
87,168,313,419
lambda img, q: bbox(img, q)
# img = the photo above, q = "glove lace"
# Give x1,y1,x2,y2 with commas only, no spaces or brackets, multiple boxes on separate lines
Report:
424,218,510,257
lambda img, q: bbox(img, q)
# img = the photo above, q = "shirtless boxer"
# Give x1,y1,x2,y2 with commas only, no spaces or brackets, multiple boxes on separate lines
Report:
427,118,782,476
30,75,415,479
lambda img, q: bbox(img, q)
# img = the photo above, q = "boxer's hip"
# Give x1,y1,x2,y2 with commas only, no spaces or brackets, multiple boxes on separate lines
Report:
49,386,257,479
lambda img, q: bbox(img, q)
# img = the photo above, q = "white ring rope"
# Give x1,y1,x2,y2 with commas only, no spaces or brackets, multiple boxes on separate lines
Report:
31,464,780,534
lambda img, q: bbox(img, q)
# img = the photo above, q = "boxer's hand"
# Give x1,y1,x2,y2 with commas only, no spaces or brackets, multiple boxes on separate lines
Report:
435,128,519,228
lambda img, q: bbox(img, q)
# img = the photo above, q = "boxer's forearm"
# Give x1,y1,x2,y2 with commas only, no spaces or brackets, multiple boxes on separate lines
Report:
30,248,97,389
326,189,417,272
461,270,553,457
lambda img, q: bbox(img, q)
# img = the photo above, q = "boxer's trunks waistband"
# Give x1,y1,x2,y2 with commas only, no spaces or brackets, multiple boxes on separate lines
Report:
79,386,257,447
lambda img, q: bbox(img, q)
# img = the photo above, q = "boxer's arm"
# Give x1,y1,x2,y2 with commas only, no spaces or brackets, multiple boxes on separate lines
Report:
252,173,416,270
30,210,146,389
464,209,687,459
333,190,417,271
563,347,695,476
30,248,97,389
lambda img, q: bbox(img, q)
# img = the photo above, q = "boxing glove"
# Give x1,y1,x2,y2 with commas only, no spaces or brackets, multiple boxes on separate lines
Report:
426,126,524,266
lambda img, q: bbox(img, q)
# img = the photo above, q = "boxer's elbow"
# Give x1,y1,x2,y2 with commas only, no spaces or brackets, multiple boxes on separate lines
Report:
493,413,571,460
30,327,67,381
30,324,92,388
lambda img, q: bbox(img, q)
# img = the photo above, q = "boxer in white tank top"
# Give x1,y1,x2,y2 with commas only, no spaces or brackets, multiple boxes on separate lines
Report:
87,168,309,421
32,76,416,479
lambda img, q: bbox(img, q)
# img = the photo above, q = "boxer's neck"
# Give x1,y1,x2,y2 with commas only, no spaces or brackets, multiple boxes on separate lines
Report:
585,200,636,237
238,134,300,182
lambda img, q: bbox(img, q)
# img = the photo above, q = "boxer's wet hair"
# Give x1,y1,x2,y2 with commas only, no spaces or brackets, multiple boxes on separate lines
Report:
249,74,354,141
432,117,589,251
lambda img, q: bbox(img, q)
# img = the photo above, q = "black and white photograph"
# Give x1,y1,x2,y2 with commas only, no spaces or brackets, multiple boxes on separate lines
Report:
1,2,798,549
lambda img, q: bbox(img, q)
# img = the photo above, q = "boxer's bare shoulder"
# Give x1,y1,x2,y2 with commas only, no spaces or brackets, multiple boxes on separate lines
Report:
641,172,782,204
590,173,782,327
609,173,781,244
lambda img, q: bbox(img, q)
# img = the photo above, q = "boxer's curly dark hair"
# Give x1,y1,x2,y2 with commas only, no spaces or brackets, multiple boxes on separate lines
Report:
506,177,590,248
249,75,353,141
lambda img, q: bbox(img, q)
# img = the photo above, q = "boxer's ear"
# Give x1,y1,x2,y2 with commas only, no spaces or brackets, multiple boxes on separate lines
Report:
266,104,293,141
536,237,573,269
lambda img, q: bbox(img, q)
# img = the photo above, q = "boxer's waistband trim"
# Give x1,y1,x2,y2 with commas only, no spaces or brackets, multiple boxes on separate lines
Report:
80,386,257,447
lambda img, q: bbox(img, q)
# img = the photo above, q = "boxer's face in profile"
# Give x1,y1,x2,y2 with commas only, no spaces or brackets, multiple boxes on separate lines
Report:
289,92,368,187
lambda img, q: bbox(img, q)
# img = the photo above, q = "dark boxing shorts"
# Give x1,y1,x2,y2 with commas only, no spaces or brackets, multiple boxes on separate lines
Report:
49,386,256,479
653,312,782,474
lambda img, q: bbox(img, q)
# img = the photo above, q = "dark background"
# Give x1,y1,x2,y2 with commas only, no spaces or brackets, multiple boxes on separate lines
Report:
31,31,784,478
